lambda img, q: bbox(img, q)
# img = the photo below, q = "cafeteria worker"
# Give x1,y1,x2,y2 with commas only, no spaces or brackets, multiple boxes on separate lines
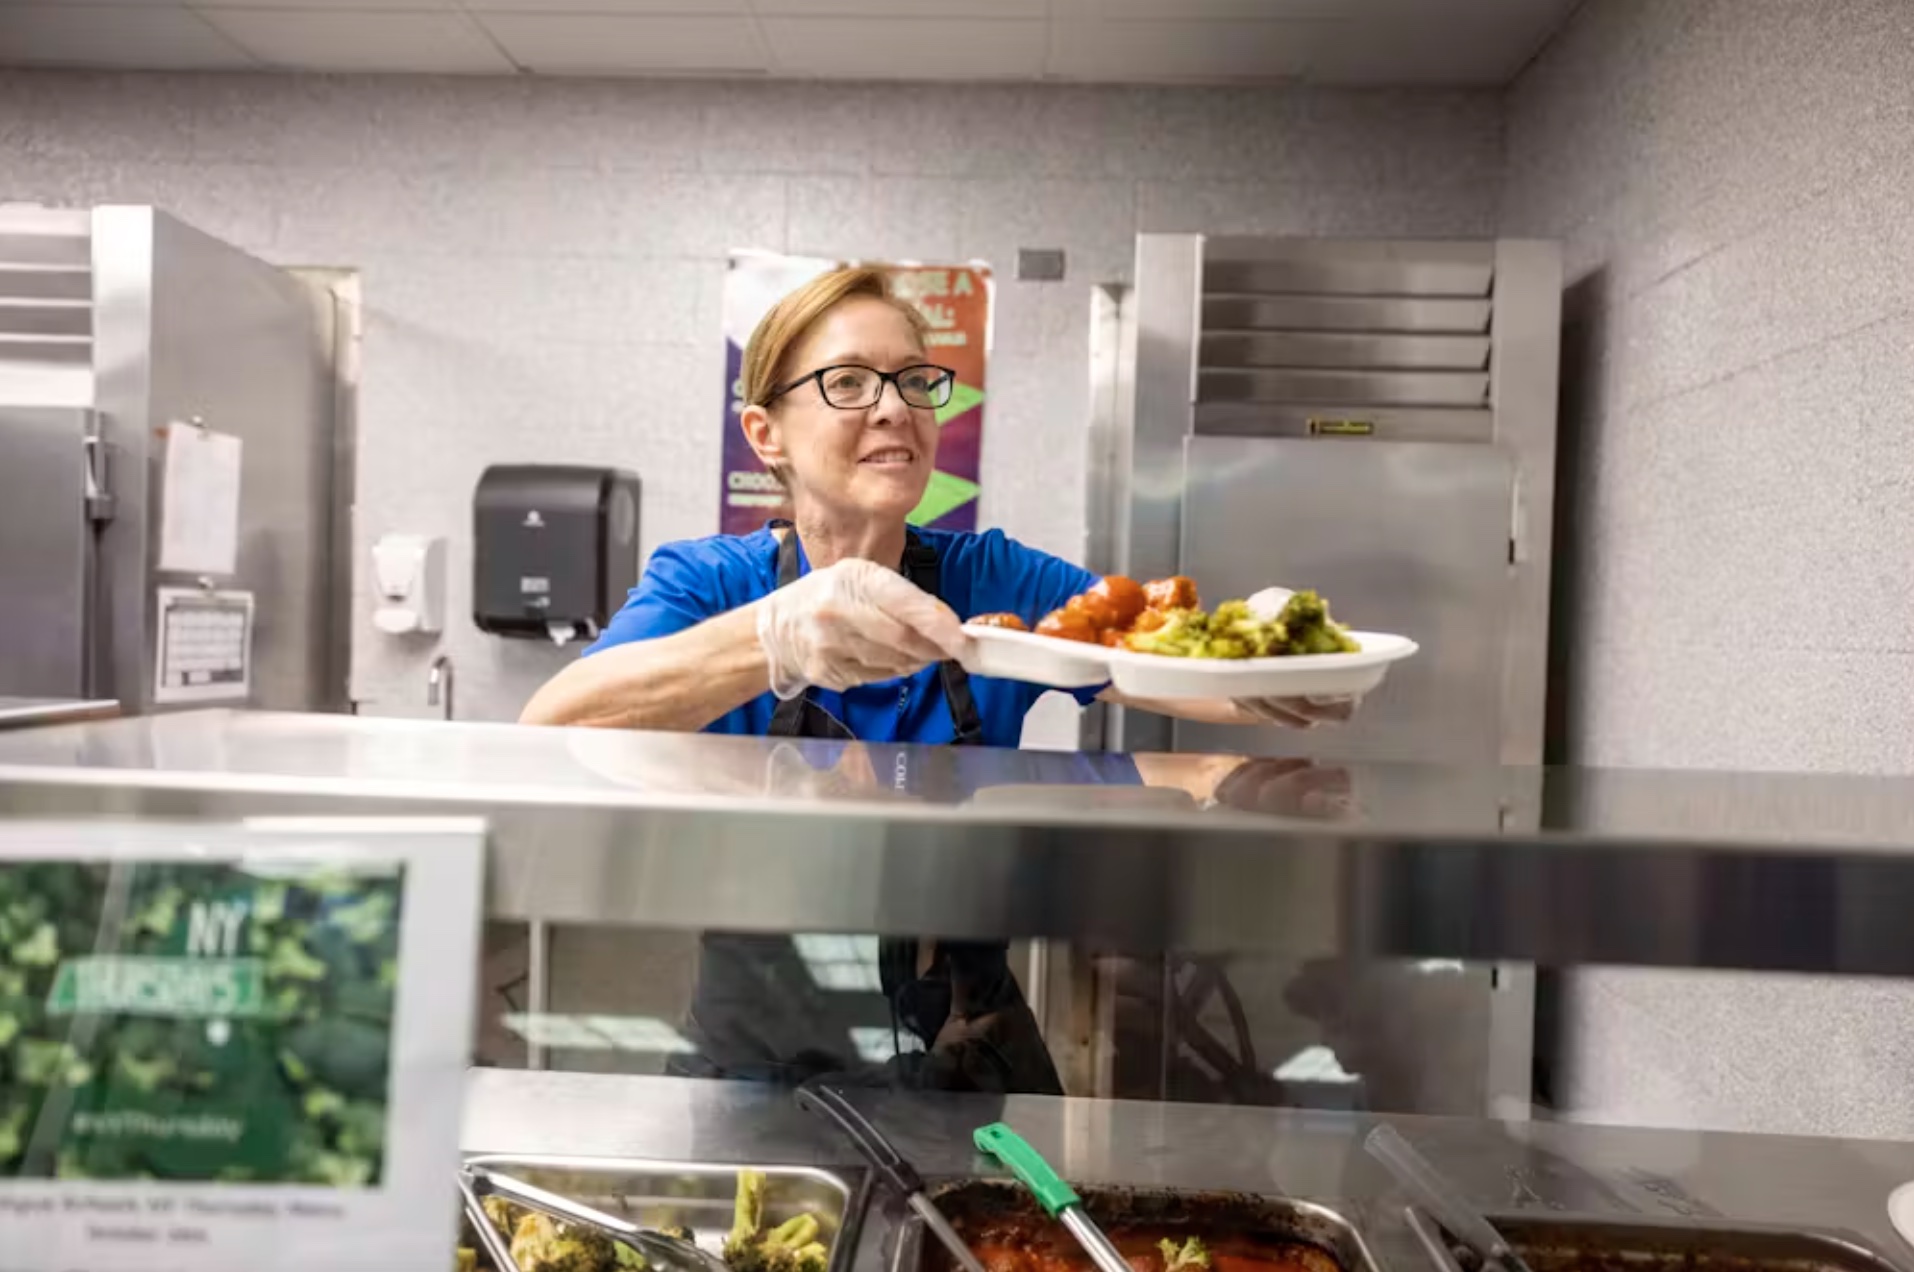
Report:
520,266,1352,742
519,267,1352,1092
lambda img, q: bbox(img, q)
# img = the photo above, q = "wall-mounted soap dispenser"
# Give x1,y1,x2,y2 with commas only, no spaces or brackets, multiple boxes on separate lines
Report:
472,465,641,647
371,533,446,636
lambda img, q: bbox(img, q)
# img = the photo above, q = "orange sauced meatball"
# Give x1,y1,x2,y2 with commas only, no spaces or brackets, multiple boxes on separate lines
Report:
1035,609,1100,644
1089,576,1148,627
1142,576,1198,612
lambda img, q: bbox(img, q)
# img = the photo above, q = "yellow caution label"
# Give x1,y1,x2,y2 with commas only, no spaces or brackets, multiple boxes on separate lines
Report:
1307,418,1375,437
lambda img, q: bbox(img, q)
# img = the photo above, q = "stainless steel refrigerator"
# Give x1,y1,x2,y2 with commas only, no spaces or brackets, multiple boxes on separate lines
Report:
0,205,350,714
1067,234,1563,1117
1087,234,1562,766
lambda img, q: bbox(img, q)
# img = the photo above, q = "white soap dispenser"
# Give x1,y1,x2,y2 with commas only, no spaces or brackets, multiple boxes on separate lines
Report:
371,533,446,636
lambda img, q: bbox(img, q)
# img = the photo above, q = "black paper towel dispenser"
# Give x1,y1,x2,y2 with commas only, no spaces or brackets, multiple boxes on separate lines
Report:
473,464,640,645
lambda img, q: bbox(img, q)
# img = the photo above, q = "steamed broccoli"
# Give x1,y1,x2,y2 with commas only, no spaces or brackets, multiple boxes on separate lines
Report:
482,1196,522,1239
723,1172,829,1272
731,1213,827,1272
510,1211,619,1272
724,1170,767,1265
1278,591,1360,655
1159,1237,1211,1272
1116,591,1362,660
1123,608,1211,657
1210,600,1285,658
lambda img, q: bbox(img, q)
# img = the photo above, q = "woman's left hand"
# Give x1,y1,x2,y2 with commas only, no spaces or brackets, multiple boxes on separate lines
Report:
1229,693,1360,729
1100,688,1362,728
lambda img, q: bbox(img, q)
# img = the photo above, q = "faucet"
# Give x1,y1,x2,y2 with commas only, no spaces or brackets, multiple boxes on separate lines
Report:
426,652,454,722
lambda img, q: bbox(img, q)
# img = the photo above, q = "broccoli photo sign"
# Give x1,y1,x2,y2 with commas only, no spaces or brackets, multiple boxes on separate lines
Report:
0,821,484,1272
6,860,403,1185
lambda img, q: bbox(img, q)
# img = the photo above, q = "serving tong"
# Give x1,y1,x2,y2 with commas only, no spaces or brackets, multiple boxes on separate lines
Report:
795,1083,990,1272
1364,1126,1536,1272
460,1162,734,1272
974,1122,1133,1272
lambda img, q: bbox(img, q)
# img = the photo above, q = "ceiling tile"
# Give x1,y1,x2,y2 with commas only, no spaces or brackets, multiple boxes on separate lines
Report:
472,13,765,75
1059,0,1351,16
1296,16,1542,85
1062,0,1564,19
761,17,1046,79
753,0,1043,16
0,4,256,68
189,0,456,10
193,8,513,71
1053,0,1580,82
459,0,746,12
1048,17,1311,82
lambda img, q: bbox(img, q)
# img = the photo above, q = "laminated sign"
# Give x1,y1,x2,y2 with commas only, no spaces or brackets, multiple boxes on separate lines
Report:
0,820,485,1271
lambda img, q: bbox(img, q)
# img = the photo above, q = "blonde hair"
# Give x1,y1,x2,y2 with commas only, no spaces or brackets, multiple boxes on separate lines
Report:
741,267,930,408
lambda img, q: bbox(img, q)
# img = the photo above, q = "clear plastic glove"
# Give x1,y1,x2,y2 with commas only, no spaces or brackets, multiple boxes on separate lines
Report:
1233,694,1360,729
755,558,969,698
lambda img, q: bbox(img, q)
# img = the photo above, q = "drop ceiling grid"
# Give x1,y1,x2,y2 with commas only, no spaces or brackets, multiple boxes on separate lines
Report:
0,0,1582,83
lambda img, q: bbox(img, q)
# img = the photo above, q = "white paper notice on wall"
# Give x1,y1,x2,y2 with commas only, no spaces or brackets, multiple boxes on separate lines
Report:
158,421,243,576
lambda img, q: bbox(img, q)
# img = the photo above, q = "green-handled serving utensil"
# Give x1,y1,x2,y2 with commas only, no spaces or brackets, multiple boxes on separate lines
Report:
974,1123,1132,1272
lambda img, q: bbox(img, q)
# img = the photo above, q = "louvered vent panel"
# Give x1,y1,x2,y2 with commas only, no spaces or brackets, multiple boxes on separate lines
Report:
0,208,94,402
1196,240,1496,434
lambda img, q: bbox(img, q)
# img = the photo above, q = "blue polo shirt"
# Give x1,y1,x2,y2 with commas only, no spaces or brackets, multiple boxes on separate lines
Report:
585,526,1107,749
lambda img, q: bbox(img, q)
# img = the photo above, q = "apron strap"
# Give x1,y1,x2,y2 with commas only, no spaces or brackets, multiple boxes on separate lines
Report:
901,530,984,747
764,522,983,746
767,523,827,739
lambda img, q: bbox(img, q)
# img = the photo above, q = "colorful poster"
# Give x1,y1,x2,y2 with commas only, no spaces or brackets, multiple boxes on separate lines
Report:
0,820,484,1272
720,252,992,536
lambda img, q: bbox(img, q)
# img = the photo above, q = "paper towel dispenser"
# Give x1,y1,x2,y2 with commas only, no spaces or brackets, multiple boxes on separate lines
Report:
473,464,640,645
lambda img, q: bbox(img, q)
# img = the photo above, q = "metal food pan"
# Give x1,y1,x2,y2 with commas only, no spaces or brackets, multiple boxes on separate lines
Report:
1484,1215,1909,1272
894,1181,1381,1272
463,1154,868,1272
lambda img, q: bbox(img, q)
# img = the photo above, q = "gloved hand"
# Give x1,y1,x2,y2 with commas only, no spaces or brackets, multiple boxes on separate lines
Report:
1232,694,1360,729
755,558,969,698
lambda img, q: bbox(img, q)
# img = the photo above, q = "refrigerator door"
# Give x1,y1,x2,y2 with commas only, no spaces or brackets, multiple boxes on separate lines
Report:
1174,434,1515,764
0,406,94,699
88,207,342,714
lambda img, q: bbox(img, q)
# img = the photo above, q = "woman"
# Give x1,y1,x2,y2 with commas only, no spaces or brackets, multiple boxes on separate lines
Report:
520,267,1351,1093
521,266,1351,742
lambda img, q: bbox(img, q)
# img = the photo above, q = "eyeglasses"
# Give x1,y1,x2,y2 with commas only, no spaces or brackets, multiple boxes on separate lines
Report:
764,363,956,411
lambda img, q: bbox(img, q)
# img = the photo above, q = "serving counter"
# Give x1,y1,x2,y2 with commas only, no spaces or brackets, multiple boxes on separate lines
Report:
7,709,1914,1272
2,710,1913,973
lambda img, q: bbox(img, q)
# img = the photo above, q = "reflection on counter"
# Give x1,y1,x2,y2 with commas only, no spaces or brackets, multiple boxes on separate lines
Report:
0,709,1524,835
475,916,1503,1119
0,696,119,731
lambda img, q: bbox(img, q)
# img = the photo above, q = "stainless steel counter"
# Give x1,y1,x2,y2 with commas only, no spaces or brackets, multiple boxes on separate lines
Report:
462,1071,1914,1270
5,710,1914,972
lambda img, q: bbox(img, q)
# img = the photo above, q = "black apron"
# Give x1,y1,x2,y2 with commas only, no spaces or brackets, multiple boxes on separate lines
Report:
673,524,1061,1094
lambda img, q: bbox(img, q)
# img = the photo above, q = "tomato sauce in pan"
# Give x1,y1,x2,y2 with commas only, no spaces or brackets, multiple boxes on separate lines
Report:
959,1226,1341,1272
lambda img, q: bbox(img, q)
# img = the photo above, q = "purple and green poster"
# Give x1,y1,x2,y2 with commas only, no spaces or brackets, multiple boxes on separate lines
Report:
719,252,991,536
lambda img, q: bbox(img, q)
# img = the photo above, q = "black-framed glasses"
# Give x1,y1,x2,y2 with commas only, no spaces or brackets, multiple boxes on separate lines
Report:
764,363,956,410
